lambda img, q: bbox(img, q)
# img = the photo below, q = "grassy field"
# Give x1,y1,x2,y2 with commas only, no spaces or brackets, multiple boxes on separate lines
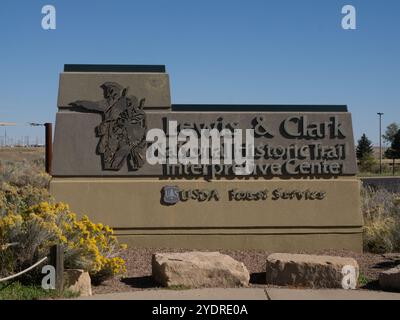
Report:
0,147,45,162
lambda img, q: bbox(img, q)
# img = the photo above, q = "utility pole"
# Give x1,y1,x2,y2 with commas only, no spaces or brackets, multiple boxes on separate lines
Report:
0,122,17,147
377,112,384,174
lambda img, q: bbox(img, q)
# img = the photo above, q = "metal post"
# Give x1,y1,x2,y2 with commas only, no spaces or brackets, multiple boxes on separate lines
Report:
45,123,53,174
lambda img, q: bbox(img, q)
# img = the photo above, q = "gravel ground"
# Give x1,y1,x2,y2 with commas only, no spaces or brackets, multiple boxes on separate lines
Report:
92,248,400,295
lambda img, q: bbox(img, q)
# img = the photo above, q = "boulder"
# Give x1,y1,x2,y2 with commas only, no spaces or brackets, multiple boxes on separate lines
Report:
379,266,400,292
152,252,250,288
63,269,92,297
266,253,359,289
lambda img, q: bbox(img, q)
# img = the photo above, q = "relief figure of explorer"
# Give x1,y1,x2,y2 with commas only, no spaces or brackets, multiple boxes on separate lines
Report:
69,82,147,171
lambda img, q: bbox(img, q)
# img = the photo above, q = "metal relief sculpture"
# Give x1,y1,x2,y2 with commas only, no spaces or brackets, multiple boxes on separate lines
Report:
69,82,147,171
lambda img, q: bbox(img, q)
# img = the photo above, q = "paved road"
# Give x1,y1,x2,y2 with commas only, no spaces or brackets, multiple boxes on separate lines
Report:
77,288,400,300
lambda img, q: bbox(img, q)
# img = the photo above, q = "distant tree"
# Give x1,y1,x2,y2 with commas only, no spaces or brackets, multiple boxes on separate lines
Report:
384,130,400,175
383,123,400,146
356,134,374,160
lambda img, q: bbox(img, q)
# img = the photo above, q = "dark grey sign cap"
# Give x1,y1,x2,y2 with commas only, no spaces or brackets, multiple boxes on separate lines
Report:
64,64,166,73
172,104,348,112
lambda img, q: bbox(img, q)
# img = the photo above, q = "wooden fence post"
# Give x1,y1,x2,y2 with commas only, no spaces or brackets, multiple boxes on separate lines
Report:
50,245,64,292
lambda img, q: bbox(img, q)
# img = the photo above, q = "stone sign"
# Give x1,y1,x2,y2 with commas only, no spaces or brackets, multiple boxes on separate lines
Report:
50,65,363,252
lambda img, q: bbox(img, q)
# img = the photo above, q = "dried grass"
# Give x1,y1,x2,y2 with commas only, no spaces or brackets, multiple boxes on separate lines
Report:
362,185,400,253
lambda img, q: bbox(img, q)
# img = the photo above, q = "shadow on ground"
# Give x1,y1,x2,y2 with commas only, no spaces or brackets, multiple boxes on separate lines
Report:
372,260,400,270
121,276,158,289
120,273,267,288
360,280,380,291
250,272,266,285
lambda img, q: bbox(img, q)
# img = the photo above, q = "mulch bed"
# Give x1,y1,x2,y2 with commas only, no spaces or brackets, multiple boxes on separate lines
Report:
92,248,400,295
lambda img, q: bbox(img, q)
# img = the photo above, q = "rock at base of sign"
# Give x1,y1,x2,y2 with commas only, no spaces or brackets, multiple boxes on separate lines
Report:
266,253,359,289
63,269,92,297
379,266,400,292
152,252,250,288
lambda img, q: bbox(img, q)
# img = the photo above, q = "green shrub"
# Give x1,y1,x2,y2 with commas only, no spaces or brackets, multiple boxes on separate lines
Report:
358,155,378,173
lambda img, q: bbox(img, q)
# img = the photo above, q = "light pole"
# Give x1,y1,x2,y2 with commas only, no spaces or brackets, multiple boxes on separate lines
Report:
377,113,384,174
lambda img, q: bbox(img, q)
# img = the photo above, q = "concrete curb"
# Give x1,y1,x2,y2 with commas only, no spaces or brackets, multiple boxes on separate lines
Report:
77,288,400,300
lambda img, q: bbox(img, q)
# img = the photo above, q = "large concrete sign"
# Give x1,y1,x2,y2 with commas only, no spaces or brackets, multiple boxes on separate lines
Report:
50,65,363,252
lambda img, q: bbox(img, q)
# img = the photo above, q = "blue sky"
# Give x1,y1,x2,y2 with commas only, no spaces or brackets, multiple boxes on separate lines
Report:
0,0,399,145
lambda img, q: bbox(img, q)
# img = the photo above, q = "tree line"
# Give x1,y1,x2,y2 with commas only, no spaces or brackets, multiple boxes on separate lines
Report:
356,122,400,175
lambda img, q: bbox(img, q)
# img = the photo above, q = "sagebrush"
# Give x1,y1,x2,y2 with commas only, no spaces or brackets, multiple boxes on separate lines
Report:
0,152,126,283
